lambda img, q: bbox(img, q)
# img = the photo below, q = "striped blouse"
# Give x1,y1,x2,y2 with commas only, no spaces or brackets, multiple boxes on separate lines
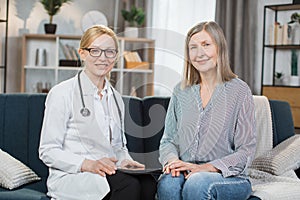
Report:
159,78,256,178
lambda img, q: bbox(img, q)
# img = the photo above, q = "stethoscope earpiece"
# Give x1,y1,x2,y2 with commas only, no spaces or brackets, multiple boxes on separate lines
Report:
80,107,91,117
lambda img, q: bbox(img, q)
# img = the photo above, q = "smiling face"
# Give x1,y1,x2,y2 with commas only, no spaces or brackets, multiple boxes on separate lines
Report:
188,30,218,74
79,34,117,79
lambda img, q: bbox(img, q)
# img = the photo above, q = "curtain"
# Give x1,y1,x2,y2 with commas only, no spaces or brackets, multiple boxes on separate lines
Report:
150,0,216,96
215,0,259,94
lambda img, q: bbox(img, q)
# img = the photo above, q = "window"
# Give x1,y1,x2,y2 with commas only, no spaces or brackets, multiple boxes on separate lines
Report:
151,0,216,95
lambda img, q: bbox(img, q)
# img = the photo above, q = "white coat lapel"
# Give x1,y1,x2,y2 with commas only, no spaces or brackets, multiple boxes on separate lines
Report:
73,71,113,159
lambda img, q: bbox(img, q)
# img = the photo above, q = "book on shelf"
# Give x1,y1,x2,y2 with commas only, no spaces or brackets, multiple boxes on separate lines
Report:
59,42,79,60
269,22,292,45
274,22,283,45
123,51,149,69
123,51,142,62
282,23,292,45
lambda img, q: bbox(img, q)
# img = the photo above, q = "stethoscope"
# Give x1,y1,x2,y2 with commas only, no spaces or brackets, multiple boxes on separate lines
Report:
77,70,124,147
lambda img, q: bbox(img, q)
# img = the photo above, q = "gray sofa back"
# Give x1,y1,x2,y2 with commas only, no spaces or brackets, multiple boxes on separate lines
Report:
0,94,296,195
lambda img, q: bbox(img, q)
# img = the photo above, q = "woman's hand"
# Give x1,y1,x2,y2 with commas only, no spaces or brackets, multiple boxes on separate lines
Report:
81,157,118,177
165,160,220,178
120,159,145,169
163,158,181,177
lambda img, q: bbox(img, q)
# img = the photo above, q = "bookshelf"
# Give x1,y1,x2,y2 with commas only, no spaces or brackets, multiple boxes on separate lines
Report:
261,3,300,128
0,0,9,93
21,34,155,97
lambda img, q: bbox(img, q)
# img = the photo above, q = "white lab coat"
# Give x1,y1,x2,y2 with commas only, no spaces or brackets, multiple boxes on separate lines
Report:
39,71,132,200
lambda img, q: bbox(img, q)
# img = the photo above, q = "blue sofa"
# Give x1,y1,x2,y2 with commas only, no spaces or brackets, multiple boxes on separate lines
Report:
0,93,298,200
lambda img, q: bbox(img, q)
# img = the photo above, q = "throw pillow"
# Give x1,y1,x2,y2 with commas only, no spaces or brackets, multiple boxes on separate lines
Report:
250,135,300,175
0,149,41,190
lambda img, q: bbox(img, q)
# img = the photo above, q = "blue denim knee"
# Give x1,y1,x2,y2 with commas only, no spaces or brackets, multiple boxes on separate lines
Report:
157,172,252,200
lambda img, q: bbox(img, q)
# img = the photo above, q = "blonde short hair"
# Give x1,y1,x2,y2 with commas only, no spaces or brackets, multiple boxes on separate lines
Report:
80,25,119,79
182,21,236,88
80,25,119,52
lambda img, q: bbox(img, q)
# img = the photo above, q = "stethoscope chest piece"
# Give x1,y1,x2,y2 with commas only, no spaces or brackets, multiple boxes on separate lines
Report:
77,70,125,147
80,107,91,117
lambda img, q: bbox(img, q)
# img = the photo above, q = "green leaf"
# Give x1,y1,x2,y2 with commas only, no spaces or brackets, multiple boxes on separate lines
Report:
40,0,72,24
121,5,145,27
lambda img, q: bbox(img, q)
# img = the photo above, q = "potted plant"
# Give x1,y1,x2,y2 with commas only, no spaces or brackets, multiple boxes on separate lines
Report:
289,12,300,44
274,72,284,85
121,5,145,38
40,0,72,34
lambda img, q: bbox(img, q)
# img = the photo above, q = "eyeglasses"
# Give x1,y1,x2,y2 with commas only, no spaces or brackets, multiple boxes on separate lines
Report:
83,48,118,58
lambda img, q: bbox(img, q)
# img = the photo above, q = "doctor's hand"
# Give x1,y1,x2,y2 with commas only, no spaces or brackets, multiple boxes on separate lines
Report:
81,157,118,177
120,159,145,169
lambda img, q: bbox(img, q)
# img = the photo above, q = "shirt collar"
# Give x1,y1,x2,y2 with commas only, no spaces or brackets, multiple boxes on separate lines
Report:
81,70,112,97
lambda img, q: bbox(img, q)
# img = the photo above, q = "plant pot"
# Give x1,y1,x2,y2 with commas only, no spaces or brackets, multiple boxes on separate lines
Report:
289,75,300,86
44,24,57,34
275,78,284,85
124,27,138,38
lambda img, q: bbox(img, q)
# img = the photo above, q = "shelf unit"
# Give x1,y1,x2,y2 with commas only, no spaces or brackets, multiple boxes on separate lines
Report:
261,3,300,128
0,0,9,93
21,34,155,97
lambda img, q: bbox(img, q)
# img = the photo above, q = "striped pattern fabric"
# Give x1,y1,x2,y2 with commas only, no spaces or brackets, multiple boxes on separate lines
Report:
0,149,40,190
159,78,256,178
251,135,300,175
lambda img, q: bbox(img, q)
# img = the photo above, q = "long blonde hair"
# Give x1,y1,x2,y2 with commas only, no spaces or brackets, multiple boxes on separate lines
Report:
182,21,236,88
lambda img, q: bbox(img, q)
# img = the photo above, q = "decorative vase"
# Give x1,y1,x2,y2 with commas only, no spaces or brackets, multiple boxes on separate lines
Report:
291,22,300,44
275,78,284,85
289,75,300,86
44,24,57,34
124,27,138,38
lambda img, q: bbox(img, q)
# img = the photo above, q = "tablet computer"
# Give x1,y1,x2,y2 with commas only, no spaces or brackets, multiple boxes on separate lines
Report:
118,167,162,175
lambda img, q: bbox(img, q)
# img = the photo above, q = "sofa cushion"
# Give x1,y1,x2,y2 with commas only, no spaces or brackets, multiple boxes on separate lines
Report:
269,100,295,146
0,149,40,190
251,135,300,175
0,187,47,200
123,96,145,164
142,96,170,168
0,94,48,193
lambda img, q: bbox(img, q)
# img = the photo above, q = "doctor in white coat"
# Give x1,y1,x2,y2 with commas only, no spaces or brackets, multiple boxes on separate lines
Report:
39,25,157,200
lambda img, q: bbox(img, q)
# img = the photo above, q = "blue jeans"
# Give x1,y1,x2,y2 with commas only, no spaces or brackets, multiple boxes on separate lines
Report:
157,172,252,200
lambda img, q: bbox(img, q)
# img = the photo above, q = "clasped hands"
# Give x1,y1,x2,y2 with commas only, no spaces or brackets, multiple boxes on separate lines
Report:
163,159,220,179
81,157,144,177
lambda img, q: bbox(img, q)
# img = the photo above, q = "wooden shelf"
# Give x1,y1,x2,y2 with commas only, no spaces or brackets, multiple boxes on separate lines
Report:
266,4,300,11
262,86,300,128
264,45,300,49
21,34,155,97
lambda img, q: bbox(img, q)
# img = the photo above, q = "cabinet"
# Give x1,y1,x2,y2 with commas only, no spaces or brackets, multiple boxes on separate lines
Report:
21,34,155,97
261,3,300,128
0,0,9,93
